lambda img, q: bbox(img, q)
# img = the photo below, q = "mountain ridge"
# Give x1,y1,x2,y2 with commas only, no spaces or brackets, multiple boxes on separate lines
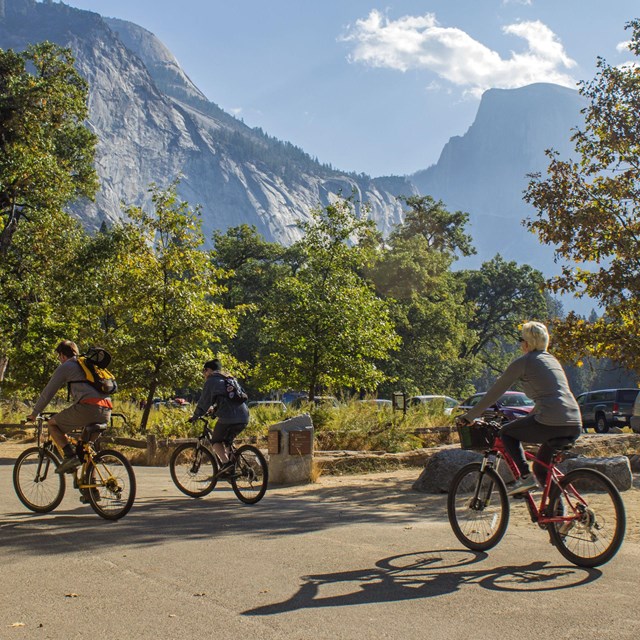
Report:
0,0,414,245
1,0,594,315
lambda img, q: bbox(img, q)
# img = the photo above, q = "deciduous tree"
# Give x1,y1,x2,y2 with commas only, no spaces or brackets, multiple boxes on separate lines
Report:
525,19,640,372
105,182,235,430
0,42,97,256
258,199,399,398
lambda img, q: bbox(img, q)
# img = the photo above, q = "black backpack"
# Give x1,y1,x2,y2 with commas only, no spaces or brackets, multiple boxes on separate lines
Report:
220,374,248,404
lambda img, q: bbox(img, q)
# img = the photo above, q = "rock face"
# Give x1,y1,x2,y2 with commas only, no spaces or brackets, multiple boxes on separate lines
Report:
412,84,589,306
0,0,413,244
0,0,597,280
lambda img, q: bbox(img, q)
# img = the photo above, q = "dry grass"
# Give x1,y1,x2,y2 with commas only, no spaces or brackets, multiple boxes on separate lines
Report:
310,459,325,482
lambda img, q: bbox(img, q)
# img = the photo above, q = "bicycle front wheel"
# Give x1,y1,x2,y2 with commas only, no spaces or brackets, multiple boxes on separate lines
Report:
84,449,136,521
170,442,218,498
13,447,66,513
548,468,625,567
447,463,509,551
231,445,268,504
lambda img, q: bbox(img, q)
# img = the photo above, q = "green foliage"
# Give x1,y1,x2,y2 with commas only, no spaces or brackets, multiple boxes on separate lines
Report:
0,41,97,396
257,198,399,397
370,197,473,397
0,42,98,256
211,224,291,390
393,195,476,258
310,400,456,452
524,19,640,372
458,255,549,388
82,180,237,431
0,209,88,395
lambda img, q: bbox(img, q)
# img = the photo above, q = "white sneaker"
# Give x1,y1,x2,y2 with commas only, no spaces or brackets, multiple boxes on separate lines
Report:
507,475,538,496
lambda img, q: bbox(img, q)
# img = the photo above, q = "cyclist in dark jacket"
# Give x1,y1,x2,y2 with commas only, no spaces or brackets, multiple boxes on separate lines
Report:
190,358,249,475
460,321,582,496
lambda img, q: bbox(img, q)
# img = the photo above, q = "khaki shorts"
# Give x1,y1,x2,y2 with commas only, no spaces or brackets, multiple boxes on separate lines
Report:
51,404,111,434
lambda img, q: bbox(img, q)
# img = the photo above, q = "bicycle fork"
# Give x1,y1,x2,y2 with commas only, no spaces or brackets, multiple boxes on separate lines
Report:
472,456,499,510
35,448,55,483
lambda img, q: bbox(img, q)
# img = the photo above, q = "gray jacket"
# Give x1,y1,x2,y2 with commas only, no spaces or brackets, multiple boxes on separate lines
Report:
464,350,581,426
193,373,249,424
32,357,109,415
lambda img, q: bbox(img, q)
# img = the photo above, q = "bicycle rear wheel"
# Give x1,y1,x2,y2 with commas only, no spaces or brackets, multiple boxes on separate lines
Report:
548,468,625,567
170,442,218,498
447,463,509,551
231,445,268,504
13,447,66,513
84,449,136,520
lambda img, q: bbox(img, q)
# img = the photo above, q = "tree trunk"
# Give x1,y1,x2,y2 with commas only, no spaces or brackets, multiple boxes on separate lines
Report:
0,354,7,400
140,382,158,433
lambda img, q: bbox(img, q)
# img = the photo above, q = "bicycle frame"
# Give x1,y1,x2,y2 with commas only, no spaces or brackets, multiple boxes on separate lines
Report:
482,432,586,531
32,413,117,491
196,417,238,461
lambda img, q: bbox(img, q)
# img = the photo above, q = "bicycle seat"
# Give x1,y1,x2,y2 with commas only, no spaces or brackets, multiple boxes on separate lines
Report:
80,423,108,440
546,436,577,451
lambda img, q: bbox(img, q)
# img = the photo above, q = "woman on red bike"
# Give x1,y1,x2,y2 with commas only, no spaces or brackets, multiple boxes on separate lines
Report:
460,321,582,495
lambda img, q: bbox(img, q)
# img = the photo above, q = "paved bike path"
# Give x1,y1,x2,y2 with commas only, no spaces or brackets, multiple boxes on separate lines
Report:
1,464,639,640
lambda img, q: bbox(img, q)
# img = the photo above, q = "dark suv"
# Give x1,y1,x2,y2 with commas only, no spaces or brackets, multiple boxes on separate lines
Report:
575,388,639,433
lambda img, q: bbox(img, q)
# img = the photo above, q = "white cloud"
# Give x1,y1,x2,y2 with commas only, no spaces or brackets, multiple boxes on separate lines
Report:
617,61,640,71
342,11,577,96
616,40,631,53
502,0,533,5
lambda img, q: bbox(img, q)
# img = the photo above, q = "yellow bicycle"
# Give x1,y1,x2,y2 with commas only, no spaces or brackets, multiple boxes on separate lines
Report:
13,412,136,520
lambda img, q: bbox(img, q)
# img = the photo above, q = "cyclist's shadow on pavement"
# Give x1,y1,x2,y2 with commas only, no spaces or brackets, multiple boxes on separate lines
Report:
243,549,602,616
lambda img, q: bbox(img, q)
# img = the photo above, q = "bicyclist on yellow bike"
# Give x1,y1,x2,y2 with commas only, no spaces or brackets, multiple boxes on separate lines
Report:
459,321,582,496
27,340,112,474
189,358,249,476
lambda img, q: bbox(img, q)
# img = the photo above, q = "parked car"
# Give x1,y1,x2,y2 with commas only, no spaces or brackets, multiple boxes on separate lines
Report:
247,400,287,412
457,390,534,421
630,393,640,434
408,395,459,415
281,391,308,406
167,397,190,411
576,388,639,433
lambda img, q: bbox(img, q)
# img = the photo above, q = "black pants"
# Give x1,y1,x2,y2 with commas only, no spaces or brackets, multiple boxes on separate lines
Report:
501,414,581,481
210,421,247,445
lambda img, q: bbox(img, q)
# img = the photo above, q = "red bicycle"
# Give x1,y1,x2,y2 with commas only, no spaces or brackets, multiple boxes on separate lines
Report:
447,417,626,567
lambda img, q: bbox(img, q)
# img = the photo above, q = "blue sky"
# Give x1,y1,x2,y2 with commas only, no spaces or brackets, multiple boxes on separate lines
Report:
64,0,639,177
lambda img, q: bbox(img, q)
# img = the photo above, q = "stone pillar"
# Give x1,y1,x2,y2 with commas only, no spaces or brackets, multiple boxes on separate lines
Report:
267,414,314,485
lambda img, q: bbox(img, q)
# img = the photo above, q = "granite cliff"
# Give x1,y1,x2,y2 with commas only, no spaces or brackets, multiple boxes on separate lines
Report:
0,0,413,244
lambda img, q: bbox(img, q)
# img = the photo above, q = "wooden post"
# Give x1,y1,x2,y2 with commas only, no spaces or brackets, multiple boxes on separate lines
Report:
146,433,157,465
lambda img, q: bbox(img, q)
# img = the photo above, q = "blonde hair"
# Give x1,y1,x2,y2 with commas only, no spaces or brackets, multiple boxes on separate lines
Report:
521,321,549,351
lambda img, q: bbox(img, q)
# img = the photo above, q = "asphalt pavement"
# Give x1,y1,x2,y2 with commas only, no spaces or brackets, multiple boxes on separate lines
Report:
1,460,639,640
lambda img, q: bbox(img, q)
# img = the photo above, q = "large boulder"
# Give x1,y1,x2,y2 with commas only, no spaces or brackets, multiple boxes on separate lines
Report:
412,449,633,494
628,454,640,473
558,456,632,491
412,449,516,493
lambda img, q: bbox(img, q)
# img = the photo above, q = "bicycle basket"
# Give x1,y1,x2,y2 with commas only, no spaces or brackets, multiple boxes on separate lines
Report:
457,422,494,450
